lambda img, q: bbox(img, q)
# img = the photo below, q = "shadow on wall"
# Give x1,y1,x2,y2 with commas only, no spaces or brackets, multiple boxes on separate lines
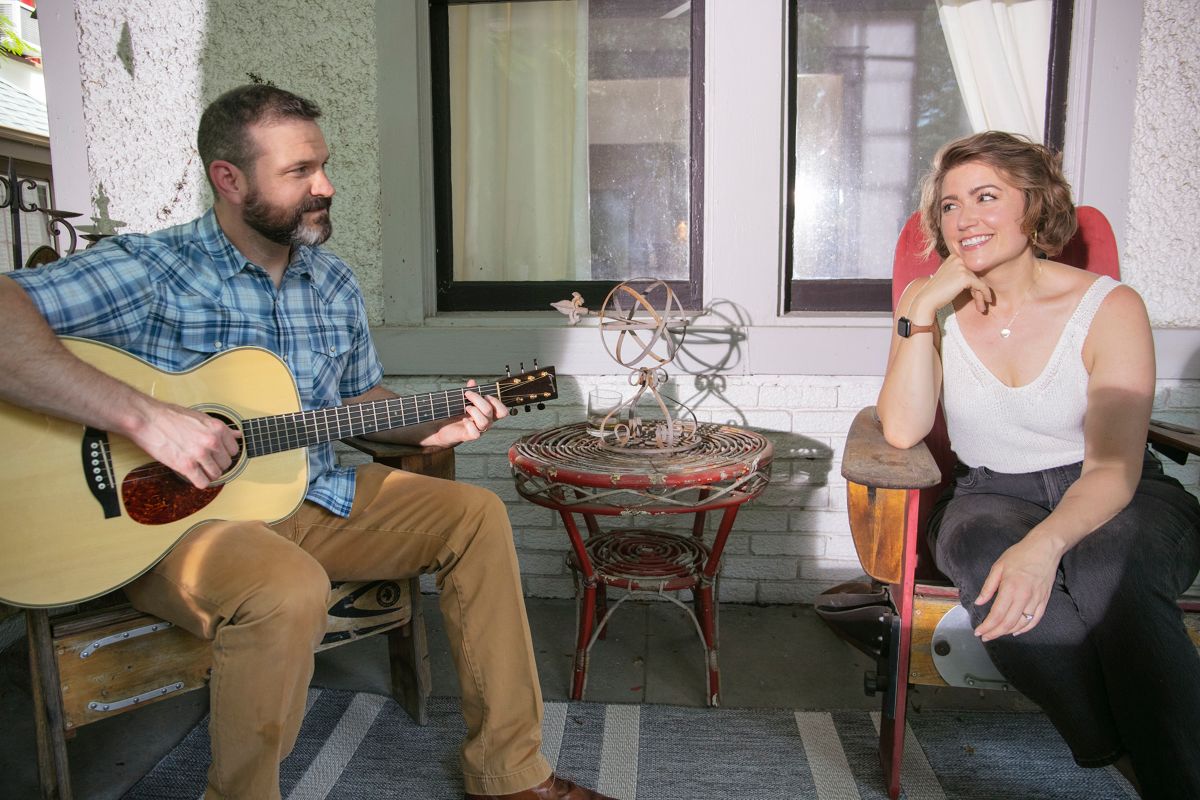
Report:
673,299,750,379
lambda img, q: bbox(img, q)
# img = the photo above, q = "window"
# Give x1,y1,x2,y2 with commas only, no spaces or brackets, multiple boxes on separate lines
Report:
0,1,39,55
428,0,704,312
784,0,1073,313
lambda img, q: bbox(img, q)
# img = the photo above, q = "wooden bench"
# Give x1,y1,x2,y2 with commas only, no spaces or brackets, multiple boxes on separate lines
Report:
23,439,452,800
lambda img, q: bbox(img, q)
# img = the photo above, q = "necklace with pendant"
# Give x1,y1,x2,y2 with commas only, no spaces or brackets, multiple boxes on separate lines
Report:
998,265,1039,339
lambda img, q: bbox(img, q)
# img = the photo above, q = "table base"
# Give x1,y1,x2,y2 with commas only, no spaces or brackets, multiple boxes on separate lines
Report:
565,528,723,706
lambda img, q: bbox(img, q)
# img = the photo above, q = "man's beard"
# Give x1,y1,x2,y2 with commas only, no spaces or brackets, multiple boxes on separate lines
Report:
243,190,333,247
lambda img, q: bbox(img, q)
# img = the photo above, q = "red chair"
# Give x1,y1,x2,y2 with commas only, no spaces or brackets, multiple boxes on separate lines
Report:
816,206,1200,799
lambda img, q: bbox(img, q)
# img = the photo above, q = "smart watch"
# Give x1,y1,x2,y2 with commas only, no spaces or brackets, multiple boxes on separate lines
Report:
897,317,934,338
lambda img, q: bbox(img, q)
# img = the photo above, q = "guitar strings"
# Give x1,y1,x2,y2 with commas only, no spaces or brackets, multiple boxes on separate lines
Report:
91,380,539,487
96,387,495,483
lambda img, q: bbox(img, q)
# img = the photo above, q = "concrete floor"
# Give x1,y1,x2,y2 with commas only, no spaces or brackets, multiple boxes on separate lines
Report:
0,595,1034,800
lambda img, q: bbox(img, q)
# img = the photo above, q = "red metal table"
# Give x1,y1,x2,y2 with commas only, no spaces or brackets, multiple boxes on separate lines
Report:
508,422,772,706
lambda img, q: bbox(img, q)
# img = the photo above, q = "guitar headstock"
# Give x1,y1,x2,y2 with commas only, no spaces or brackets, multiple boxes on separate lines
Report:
498,365,558,414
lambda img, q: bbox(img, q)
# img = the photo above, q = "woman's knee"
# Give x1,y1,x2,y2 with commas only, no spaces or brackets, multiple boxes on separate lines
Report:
1068,491,1200,600
934,496,1039,588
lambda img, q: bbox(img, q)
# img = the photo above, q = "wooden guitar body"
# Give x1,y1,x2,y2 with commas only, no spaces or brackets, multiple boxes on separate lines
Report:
0,338,308,608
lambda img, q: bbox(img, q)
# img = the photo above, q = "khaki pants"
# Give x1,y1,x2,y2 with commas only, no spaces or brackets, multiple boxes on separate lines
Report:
124,462,552,799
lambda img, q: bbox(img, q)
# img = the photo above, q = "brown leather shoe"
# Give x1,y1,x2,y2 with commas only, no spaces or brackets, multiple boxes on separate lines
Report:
464,773,616,800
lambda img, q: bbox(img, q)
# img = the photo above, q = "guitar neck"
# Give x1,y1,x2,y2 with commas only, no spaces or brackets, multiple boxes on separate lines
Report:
242,383,500,458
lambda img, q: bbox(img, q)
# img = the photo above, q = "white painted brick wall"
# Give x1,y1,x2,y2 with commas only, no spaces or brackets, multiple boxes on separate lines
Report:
341,374,1200,605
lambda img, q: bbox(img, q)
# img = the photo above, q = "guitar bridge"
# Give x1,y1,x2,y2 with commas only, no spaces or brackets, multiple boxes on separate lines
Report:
82,427,121,519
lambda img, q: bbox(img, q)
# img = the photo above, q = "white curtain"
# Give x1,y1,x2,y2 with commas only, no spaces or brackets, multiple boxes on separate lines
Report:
448,0,591,281
936,0,1052,142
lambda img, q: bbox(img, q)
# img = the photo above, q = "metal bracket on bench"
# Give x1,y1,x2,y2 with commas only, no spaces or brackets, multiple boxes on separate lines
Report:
88,681,185,713
79,620,174,659
931,604,1010,690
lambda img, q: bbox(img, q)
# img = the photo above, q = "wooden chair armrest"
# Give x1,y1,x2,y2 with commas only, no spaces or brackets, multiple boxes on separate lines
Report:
841,406,942,490
1149,419,1200,465
342,437,456,482
840,407,942,586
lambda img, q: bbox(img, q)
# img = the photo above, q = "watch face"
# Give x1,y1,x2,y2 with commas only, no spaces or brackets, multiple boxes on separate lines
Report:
897,317,912,337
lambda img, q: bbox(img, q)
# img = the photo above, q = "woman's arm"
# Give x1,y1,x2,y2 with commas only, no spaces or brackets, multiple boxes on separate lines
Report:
972,285,1154,641
877,255,994,448
876,277,942,447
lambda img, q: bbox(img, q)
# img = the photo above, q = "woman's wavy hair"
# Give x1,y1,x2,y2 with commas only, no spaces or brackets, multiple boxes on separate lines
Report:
917,131,1077,259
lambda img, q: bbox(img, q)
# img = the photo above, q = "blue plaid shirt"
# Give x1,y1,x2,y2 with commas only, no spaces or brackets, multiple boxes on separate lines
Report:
10,209,384,517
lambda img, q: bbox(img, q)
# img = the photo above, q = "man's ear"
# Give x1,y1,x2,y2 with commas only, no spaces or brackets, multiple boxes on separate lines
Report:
209,160,247,205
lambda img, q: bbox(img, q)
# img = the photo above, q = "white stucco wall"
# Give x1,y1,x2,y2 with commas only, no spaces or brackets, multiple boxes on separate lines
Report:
72,3,207,232
71,0,385,321
1124,0,1200,328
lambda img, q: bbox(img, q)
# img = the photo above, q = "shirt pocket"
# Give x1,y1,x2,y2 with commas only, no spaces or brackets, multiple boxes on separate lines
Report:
176,308,235,366
308,324,353,405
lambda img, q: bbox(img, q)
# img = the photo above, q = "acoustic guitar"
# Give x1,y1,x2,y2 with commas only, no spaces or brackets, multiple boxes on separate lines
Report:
0,337,557,608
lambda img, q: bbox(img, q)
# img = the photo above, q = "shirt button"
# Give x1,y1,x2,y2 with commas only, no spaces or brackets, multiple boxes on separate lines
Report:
214,340,223,348
282,355,289,362
329,346,336,354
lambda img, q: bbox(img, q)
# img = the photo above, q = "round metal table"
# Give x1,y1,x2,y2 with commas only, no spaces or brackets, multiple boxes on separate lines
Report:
509,422,772,705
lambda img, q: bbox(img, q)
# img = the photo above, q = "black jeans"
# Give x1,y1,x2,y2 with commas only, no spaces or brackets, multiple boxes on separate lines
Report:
928,449,1200,799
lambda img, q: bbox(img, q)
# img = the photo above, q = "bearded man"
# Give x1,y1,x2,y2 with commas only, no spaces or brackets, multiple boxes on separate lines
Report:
0,84,610,800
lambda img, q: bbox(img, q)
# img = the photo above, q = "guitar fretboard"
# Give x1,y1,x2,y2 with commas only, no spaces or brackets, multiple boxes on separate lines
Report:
241,384,502,458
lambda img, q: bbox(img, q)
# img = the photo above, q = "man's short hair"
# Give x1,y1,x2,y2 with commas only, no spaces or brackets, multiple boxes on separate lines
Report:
197,84,322,186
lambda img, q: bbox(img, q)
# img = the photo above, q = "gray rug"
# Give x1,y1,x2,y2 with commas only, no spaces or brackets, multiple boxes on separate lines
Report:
123,689,1137,800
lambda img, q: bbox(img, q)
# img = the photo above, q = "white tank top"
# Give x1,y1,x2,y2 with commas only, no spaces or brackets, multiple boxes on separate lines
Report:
937,275,1120,473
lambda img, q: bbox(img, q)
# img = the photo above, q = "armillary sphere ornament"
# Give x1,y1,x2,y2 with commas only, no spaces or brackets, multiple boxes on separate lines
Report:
592,280,698,453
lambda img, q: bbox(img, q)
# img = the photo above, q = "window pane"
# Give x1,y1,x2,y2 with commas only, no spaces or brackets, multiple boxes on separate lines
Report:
443,0,693,285
588,0,692,282
791,3,970,283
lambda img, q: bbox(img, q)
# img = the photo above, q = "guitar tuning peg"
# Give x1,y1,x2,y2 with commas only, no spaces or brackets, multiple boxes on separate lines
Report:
533,358,539,370
537,402,545,410
509,407,518,415
524,405,531,413
519,361,525,373
505,365,511,378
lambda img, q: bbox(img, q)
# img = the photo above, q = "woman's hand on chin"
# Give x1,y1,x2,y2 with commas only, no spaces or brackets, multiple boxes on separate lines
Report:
909,254,994,321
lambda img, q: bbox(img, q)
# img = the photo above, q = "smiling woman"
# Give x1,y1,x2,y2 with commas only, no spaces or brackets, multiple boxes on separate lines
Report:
875,130,1200,798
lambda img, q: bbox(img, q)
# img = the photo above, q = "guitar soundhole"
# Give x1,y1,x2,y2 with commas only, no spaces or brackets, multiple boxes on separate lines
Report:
122,463,223,525
120,410,240,525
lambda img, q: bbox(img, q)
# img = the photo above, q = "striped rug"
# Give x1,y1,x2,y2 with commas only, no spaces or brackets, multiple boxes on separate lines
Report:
123,689,1136,800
